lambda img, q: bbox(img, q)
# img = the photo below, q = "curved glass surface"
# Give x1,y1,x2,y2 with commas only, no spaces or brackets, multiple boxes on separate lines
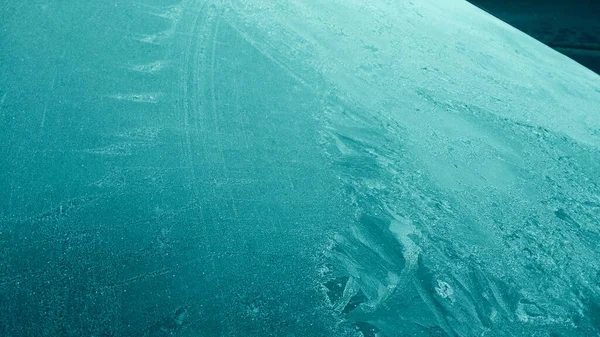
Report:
1,0,599,336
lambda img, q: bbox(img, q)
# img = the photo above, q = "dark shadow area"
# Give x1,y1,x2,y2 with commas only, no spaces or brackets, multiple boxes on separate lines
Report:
468,0,600,74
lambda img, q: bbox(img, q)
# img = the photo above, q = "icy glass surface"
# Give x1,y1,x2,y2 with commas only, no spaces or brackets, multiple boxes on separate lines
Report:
1,0,599,336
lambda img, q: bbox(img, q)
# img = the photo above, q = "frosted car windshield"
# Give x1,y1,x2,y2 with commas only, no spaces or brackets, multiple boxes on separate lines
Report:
1,0,599,336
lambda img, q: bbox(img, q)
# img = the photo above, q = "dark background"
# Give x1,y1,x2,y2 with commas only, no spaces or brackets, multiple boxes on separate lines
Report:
468,0,600,74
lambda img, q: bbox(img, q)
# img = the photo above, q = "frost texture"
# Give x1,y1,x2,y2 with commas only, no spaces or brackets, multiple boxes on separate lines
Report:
0,0,599,336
